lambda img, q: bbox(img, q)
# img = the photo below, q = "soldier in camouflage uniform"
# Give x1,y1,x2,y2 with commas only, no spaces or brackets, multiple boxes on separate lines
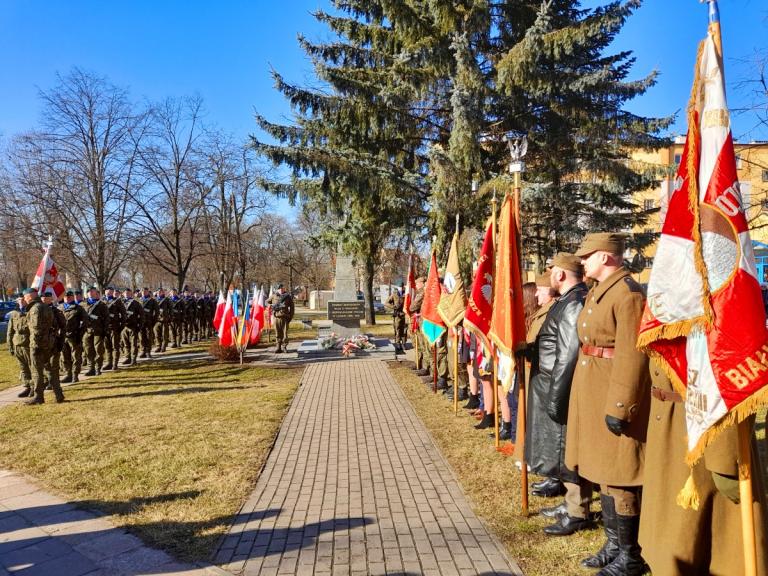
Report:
23,288,59,405
139,287,159,358
168,288,185,348
386,285,407,354
153,288,171,352
60,290,89,383
192,290,205,341
181,287,196,344
102,286,126,370
120,288,144,365
42,288,67,400
83,286,110,376
7,296,32,398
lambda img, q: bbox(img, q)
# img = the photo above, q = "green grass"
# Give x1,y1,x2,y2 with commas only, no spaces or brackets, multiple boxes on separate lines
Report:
0,351,302,562
0,349,20,392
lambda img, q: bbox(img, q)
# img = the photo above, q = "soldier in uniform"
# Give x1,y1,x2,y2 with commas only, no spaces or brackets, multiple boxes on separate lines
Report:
102,286,126,371
169,288,186,348
74,289,84,305
267,283,295,353
139,287,158,358
83,286,109,376
23,288,58,405
42,288,66,400
638,365,768,575
205,291,216,338
386,285,407,354
153,288,171,352
60,290,89,383
565,233,650,575
181,286,195,344
120,288,144,365
8,296,32,398
408,276,426,373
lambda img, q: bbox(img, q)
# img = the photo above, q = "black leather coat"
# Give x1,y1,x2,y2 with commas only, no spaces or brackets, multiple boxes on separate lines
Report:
525,282,587,480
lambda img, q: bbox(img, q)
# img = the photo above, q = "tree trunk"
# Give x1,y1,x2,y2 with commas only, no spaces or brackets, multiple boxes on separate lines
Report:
362,254,376,325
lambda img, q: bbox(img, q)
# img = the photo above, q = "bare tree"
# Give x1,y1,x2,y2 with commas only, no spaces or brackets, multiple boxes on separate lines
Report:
131,96,209,291
7,68,143,289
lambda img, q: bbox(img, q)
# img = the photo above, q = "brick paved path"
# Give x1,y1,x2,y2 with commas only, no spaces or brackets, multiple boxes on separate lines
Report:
215,360,523,576
0,470,228,576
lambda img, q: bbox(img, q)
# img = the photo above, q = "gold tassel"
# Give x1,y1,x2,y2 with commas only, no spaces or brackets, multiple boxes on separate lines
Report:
676,472,701,511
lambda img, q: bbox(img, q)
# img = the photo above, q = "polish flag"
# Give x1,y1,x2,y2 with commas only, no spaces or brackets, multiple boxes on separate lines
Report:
32,243,65,299
249,287,266,344
213,290,226,328
217,290,235,347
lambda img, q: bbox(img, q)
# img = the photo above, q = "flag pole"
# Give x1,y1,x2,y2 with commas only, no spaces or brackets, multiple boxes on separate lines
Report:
508,134,529,516
453,215,460,414
738,420,758,576
491,189,500,448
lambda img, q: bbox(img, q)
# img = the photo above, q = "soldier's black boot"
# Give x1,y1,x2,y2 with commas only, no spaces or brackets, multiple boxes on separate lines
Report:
457,386,469,401
61,375,73,384
24,389,44,405
474,412,495,430
17,387,32,398
102,362,113,371
139,352,147,359
581,494,619,569
121,358,131,366
463,393,480,410
85,368,97,377
499,421,513,441
72,375,79,383
596,515,647,576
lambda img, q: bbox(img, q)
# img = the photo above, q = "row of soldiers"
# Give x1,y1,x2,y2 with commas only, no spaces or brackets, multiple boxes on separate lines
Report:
401,233,768,576
7,285,217,404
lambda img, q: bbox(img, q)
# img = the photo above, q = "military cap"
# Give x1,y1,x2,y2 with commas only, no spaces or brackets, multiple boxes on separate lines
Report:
276,283,284,289
88,285,99,291
535,271,552,288
74,289,83,295
106,285,115,290
142,287,149,291
574,232,627,258
551,252,583,274
43,287,55,297
22,287,37,295
65,290,74,296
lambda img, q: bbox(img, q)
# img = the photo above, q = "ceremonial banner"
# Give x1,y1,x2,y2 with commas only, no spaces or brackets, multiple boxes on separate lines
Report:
464,219,494,350
488,197,526,393
217,290,235,347
437,232,467,327
249,287,266,344
404,253,415,318
421,249,447,346
31,243,65,299
213,290,226,328
638,2,768,464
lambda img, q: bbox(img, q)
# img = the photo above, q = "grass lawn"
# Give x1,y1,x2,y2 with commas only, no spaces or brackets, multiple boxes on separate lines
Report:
0,349,302,563
0,349,20,392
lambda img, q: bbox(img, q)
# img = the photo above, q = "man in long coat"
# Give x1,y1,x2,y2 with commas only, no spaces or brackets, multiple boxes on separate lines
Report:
565,233,650,575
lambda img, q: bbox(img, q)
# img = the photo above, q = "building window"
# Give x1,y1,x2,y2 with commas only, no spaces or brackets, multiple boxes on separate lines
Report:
762,170,768,183
736,155,742,169
674,153,682,165
643,199,654,211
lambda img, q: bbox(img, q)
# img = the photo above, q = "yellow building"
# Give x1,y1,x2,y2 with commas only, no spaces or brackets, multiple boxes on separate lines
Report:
631,139,768,284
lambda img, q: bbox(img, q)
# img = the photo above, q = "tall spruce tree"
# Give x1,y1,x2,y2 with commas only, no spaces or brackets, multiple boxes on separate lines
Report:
495,0,672,267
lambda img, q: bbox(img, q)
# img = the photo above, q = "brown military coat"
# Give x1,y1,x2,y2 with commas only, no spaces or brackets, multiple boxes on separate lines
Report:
526,299,555,345
564,267,650,486
639,366,768,575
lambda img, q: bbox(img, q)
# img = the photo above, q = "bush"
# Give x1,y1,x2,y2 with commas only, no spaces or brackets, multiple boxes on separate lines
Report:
208,342,241,362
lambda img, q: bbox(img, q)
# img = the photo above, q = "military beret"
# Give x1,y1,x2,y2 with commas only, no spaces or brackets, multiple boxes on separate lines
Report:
142,287,149,291
22,287,37,295
43,288,55,297
65,290,74,296
88,285,99,291
74,289,82,295
551,252,583,274
574,232,627,258
106,285,115,291
535,271,552,288
276,283,284,289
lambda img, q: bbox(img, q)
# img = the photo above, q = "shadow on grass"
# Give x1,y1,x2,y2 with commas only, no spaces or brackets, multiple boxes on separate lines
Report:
67,385,251,402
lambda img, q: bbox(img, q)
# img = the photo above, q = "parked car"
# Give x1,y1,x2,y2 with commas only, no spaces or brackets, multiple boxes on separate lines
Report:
0,301,18,319
356,292,386,314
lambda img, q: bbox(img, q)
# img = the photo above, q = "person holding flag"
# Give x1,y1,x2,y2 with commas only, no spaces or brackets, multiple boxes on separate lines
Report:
409,276,427,374
636,1,768,574
386,284,407,355
420,247,448,393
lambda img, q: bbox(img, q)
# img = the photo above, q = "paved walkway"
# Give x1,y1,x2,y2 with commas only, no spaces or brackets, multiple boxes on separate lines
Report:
215,360,523,576
0,470,229,576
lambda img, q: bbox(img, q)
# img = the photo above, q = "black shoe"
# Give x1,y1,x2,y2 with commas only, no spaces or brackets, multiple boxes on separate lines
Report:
533,479,566,498
596,515,647,576
540,501,568,519
463,393,480,410
139,352,147,359
437,377,448,390
532,478,552,491
544,514,593,536
24,396,44,405
582,494,619,569
499,421,513,441
61,375,73,384
457,387,469,402
17,388,32,398
121,358,131,365
474,412,495,430
55,394,66,403
153,348,162,353
85,369,96,377
102,363,113,371
72,376,79,383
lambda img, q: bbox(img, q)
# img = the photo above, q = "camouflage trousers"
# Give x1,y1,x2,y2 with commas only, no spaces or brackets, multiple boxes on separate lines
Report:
153,321,169,352
61,336,83,378
121,327,140,362
104,328,122,367
14,347,32,391
83,332,105,371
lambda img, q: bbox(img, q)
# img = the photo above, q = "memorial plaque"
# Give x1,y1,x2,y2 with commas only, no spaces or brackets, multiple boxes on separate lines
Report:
328,301,365,321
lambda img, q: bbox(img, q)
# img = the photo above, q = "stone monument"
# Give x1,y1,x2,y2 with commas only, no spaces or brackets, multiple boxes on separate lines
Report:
328,254,364,337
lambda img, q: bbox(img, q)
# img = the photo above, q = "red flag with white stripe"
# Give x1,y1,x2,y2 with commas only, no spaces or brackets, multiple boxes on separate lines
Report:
638,2,768,463
249,287,266,344
217,290,235,347
213,290,226,329
31,243,65,299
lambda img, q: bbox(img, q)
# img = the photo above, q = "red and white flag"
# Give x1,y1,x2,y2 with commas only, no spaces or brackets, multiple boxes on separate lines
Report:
403,253,415,318
31,243,65,299
217,290,236,347
638,2,768,464
249,287,266,344
213,290,226,329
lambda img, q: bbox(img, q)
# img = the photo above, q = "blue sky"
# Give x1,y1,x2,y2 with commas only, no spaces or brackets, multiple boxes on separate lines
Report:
1,0,766,213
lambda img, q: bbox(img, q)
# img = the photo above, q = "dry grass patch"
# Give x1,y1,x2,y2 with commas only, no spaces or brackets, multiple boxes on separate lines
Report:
0,352,302,562
0,349,21,391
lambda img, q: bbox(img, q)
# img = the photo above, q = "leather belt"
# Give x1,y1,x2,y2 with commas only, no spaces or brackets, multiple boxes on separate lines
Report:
651,386,682,403
581,344,615,359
